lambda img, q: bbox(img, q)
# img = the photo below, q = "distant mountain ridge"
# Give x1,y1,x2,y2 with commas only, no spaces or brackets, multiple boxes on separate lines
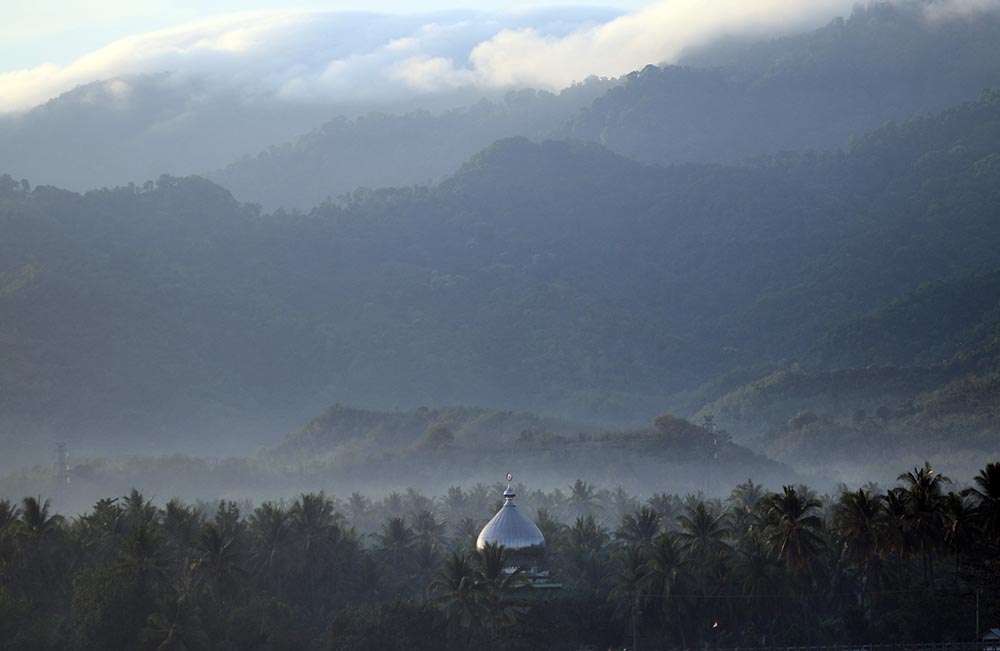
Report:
1,90,999,472
566,2,1000,167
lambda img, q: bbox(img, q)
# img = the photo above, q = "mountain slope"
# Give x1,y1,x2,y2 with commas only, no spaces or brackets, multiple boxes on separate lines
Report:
207,82,617,210
1,91,1000,467
567,3,1000,166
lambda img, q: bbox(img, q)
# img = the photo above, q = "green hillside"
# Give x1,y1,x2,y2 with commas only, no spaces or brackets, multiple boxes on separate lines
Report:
1,91,1000,467
568,2,1000,166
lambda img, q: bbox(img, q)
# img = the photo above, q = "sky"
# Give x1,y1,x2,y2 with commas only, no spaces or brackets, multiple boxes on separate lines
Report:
7,0,984,115
1,1,648,72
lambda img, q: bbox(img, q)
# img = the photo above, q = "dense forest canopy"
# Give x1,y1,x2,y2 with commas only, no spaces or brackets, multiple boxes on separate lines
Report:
2,91,1000,471
1,461,999,650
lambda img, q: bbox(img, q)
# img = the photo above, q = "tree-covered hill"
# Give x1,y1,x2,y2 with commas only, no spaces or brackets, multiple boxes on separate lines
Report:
207,82,616,211
694,272,1000,477
208,1,1000,210
567,2,1000,167
1,90,1000,469
810,272,1000,371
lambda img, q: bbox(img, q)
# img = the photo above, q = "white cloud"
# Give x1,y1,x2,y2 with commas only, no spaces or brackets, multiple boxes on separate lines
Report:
922,0,1000,21
3,0,994,114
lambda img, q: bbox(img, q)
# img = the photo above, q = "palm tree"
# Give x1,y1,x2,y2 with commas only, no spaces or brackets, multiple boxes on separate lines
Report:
609,545,648,651
567,513,609,555
404,488,435,517
162,499,203,554
442,486,469,518
430,551,484,647
648,493,683,531
194,523,243,605
345,492,373,530
609,486,641,522
247,501,293,595
0,499,20,530
897,461,951,587
962,461,1000,544
645,533,693,647
290,492,338,556
733,534,782,630
411,541,442,594
834,488,886,604
616,506,661,549
376,516,416,573
141,594,210,651
728,479,766,541
534,508,563,552
411,510,447,547
761,486,825,586
564,480,604,519
19,496,63,539
451,517,480,552
123,489,158,528
942,491,979,581
117,520,170,586
0,498,20,571
475,542,524,641
676,500,729,562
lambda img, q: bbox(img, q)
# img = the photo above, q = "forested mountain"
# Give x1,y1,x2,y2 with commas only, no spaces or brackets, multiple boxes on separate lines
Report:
0,75,338,194
4,2,999,214
208,82,617,210
695,272,1000,476
210,2,1000,210
566,2,1000,166
1,90,999,471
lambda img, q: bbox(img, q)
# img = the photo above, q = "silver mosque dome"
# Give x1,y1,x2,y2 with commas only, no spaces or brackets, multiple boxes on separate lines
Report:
476,475,545,555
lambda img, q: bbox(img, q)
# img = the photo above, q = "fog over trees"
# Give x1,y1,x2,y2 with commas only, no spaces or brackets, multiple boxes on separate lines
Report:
2,0,1000,648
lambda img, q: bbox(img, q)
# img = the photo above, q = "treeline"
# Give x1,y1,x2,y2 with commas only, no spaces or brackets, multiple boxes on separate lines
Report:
2,462,999,650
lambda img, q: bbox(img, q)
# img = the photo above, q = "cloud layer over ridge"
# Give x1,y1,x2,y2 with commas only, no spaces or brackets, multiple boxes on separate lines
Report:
3,0,997,114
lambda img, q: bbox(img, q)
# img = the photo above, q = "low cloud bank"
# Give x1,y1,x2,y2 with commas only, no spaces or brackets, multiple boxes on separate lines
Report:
2,0,996,114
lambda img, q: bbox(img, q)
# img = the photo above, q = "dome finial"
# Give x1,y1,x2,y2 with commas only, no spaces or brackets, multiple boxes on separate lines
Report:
503,472,515,501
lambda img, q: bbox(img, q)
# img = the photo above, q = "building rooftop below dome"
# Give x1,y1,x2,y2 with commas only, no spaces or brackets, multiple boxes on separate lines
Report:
476,476,545,553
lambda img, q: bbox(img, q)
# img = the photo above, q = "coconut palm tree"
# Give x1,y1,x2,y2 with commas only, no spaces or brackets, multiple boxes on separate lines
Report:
0,499,20,531
761,486,825,587
733,534,782,631
616,506,662,550
962,461,1000,544
645,533,693,647
19,496,63,540
411,510,447,547
567,513,609,556
247,501,293,596
376,516,416,574
162,499,203,556
609,486,641,522
345,492,373,531
194,523,243,605
728,479,766,542
609,545,648,651
475,542,524,641
834,488,886,605
141,593,210,651
564,480,604,519
676,500,729,562
897,462,950,587
941,491,979,581
430,551,484,648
